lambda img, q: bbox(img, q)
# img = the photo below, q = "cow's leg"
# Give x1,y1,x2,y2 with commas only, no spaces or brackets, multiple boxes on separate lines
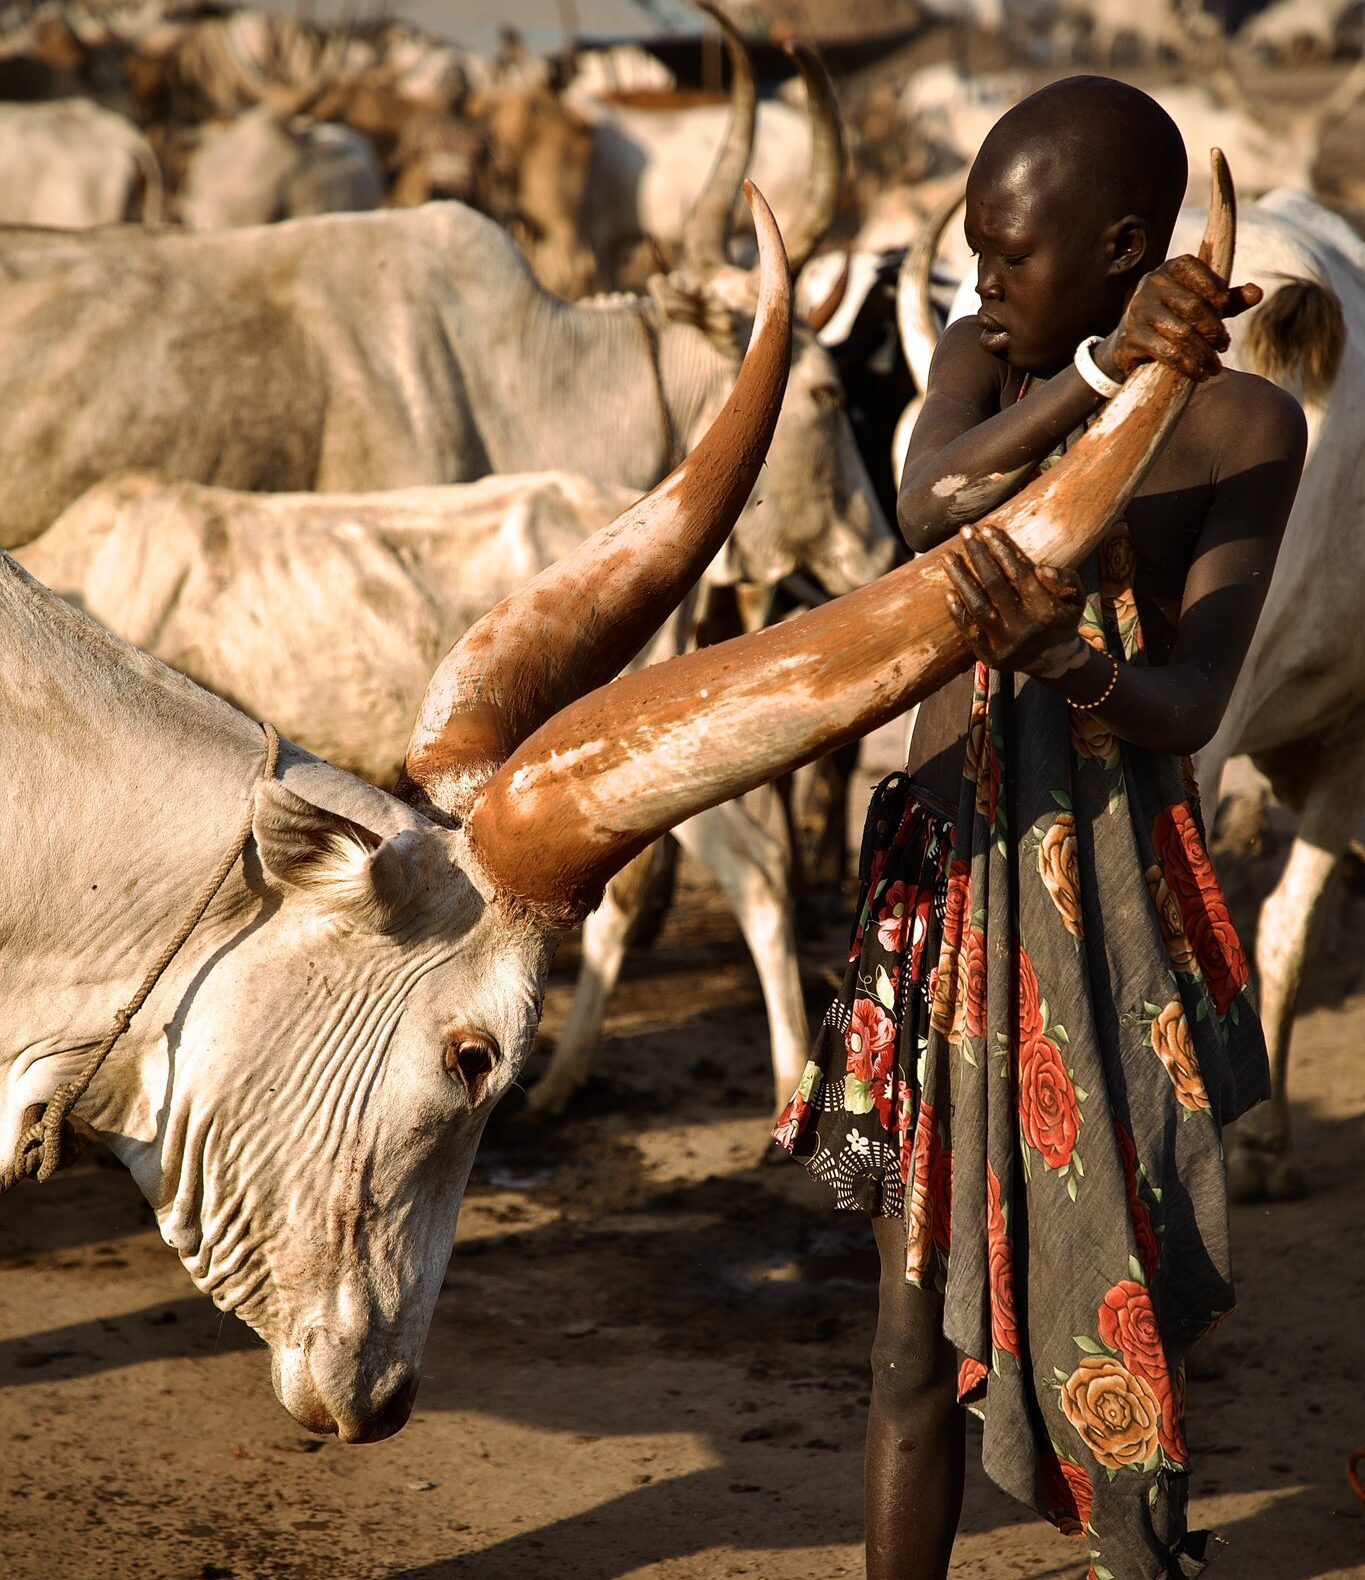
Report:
789,741,860,916
625,836,679,951
1228,747,1362,1201
525,845,656,1115
674,784,810,1116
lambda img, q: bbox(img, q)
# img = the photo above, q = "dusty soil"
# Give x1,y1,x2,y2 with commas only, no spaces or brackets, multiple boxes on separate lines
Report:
2,759,1363,1580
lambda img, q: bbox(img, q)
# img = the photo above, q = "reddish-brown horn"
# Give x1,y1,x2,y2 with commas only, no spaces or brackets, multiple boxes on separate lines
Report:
468,151,1235,926
781,40,845,280
399,182,792,821
680,1,757,274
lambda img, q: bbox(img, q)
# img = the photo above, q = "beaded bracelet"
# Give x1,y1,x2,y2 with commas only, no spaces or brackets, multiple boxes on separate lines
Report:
1069,650,1119,712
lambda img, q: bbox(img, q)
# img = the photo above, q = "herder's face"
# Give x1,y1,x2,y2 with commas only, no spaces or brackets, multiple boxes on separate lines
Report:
964,149,1131,376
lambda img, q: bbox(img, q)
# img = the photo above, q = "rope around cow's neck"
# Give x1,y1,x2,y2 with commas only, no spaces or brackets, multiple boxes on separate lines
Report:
0,722,281,1195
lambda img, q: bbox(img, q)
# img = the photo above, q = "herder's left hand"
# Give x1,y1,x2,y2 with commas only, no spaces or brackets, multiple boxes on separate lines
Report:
945,524,1087,676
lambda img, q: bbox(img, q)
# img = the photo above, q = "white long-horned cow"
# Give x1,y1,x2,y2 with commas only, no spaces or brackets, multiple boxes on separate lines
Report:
573,2,825,286
179,105,383,229
19,462,893,1119
1167,186,1365,1201
1,174,1233,1441
0,99,162,226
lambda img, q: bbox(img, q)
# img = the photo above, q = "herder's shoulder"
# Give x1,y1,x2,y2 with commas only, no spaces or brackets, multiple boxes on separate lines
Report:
928,315,1011,390
917,314,1012,424
1189,367,1308,480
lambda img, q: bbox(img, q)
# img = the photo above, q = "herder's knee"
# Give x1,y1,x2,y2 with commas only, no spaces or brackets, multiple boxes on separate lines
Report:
869,1292,956,1423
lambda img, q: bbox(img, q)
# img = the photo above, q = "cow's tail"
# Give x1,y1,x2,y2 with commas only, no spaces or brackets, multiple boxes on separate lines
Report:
1243,277,1345,404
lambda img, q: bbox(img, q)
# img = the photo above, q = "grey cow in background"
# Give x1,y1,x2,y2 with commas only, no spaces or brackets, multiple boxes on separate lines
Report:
0,43,877,555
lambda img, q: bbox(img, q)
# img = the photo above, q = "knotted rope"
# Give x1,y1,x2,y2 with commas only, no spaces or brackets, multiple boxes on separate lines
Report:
0,723,281,1195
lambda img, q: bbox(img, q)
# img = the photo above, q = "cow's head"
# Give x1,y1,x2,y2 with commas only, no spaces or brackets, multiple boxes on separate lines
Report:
127,771,548,1442
88,151,1232,1445
77,183,787,1445
645,9,894,597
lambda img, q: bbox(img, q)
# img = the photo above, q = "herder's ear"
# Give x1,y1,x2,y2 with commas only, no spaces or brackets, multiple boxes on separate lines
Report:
1107,215,1149,278
252,778,427,932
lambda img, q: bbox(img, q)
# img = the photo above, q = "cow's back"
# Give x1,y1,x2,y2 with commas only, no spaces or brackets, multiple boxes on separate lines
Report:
0,203,666,550
22,470,638,785
0,208,505,549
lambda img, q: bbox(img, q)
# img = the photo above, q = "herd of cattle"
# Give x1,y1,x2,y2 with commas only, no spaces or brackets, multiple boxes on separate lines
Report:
0,0,1361,1433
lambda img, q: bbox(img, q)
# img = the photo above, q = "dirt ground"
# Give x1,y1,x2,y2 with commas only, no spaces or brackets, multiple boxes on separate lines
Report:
1,747,1362,1580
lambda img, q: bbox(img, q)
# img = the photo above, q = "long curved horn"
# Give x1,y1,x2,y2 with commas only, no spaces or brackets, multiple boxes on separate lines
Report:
781,40,844,279
680,2,756,274
804,249,849,333
469,151,1235,926
898,173,967,391
399,182,792,822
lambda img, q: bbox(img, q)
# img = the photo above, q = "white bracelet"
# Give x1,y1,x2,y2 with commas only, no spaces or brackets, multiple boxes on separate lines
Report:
1074,335,1124,400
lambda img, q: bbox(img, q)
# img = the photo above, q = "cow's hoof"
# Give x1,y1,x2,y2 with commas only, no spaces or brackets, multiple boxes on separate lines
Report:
1227,1149,1268,1203
1228,1145,1309,1203
1264,1154,1310,1201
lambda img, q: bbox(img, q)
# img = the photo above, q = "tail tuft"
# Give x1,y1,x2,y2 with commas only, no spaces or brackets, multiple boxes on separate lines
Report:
1243,278,1346,403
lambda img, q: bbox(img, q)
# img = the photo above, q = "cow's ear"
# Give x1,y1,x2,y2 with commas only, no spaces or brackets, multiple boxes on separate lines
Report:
252,778,427,932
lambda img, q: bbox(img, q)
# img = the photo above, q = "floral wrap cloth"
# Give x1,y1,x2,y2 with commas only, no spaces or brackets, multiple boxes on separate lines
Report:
774,518,1270,1580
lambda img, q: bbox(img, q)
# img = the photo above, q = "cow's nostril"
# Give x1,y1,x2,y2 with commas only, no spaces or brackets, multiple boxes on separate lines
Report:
343,1367,419,1443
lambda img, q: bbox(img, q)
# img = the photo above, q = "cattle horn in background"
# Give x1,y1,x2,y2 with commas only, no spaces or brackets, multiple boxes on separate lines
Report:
805,250,850,333
469,151,1237,924
398,181,792,825
679,2,756,274
897,173,967,392
779,40,844,280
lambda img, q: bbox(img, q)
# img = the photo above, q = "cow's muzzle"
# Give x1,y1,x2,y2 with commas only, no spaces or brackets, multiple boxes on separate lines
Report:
273,1330,419,1444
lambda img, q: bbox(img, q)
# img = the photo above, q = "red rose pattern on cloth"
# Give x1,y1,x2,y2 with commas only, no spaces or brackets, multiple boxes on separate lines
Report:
1150,804,1251,1019
774,516,1270,1580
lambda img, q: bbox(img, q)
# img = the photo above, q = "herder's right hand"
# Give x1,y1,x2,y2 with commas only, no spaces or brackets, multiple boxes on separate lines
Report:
1096,256,1263,383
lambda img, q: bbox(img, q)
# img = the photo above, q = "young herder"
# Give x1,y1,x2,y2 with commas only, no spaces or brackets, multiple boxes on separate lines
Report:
774,75,1307,1580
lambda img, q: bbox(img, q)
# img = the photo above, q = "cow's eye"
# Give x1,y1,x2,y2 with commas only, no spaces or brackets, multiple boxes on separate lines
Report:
445,1033,500,1104
810,383,842,409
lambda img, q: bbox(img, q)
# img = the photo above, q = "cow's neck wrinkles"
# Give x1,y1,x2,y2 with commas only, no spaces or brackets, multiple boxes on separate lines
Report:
652,313,742,466
430,241,674,490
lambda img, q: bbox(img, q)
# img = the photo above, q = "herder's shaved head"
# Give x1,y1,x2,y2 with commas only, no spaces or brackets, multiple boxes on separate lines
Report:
976,76,1188,257
962,76,1191,372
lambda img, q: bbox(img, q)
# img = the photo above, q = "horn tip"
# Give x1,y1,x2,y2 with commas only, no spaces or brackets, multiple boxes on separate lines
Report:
1200,147,1236,275
743,181,787,274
